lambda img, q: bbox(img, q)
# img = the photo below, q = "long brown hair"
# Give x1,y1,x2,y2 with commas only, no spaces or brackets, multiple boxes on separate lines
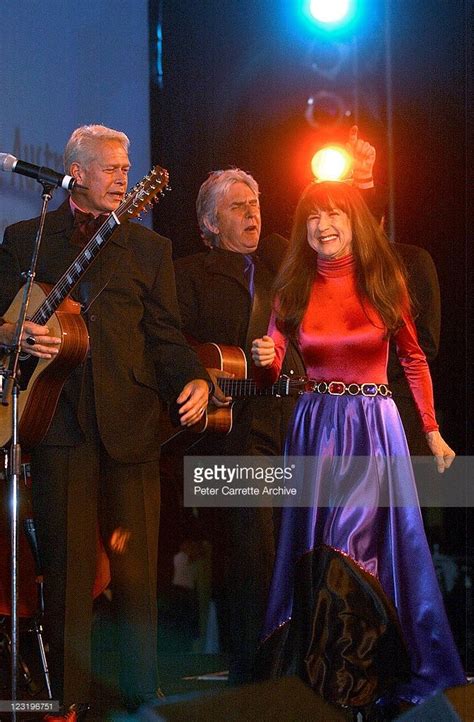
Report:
275,182,409,338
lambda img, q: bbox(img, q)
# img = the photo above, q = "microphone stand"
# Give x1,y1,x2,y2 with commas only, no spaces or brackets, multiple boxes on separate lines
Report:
1,180,56,720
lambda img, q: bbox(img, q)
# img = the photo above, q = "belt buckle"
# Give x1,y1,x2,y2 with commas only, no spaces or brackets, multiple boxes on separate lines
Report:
361,383,377,397
328,381,345,395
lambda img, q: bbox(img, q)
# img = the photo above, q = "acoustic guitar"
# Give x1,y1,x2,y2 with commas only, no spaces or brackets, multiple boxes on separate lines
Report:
0,166,169,449
160,341,310,449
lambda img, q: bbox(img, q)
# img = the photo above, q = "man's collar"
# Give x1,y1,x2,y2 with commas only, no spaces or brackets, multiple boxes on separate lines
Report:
69,197,103,218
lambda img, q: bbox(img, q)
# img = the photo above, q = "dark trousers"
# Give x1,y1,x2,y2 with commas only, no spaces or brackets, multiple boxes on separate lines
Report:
190,396,293,684
221,506,279,685
30,436,160,706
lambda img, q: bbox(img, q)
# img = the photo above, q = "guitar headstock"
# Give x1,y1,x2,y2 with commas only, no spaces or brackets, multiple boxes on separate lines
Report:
117,165,170,222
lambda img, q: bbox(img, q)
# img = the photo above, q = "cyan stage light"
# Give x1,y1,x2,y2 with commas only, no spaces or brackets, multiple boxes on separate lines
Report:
308,0,354,26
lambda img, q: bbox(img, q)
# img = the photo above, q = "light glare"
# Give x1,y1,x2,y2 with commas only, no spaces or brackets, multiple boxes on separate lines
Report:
311,146,353,181
309,0,352,24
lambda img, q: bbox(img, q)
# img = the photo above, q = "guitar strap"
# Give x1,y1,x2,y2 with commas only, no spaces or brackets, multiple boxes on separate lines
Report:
244,255,307,379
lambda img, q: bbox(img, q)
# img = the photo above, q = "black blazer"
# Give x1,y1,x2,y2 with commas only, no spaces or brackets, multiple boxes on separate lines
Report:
174,235,306,376
0,200,209,463
174,235,305,455
388,242,441,453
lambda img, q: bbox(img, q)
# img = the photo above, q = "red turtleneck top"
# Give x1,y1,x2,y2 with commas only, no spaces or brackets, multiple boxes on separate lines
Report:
264,255,438,433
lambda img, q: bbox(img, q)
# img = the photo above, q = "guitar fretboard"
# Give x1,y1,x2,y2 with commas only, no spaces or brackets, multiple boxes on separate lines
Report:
217,377,291,397
32,214,119,326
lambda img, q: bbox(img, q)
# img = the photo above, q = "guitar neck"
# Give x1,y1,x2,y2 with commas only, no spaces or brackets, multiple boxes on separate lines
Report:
32,213,120,326
217,377,291,398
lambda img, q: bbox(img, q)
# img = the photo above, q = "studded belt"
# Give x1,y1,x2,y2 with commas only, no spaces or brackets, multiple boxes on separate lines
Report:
310,381,392,398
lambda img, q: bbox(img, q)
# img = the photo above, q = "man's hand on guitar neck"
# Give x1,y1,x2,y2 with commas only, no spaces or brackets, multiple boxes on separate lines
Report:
0,320,61,359
207,367,233,408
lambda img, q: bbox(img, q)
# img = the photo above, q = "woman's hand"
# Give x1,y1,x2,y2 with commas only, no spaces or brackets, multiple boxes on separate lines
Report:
425,430,456,474
251,335,275,367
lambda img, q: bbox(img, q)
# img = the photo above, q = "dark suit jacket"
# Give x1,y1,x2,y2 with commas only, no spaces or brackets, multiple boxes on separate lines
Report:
388,242,441,453
174,234,305,372
174,234,305,456
359,187,441,452
0,200,208,463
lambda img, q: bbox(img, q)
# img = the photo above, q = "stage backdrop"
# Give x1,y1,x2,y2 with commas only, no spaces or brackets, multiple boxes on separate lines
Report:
0,0,152,238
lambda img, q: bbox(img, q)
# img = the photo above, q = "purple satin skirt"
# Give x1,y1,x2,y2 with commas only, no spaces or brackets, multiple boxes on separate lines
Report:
261,393,465,704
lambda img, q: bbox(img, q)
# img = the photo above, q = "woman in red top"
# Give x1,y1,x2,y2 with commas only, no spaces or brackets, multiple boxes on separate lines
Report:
251,182,465,715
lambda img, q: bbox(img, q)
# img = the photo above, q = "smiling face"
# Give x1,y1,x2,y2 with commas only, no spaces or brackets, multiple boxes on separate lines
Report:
306,206,353,259
70,139,130,216
206,181,261,253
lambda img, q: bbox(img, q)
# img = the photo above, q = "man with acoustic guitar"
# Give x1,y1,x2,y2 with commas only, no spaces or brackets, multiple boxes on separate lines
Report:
0,124,211,720
172,167,305,687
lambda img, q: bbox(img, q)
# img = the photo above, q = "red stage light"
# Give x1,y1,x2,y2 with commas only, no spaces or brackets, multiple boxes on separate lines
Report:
311,145,352,181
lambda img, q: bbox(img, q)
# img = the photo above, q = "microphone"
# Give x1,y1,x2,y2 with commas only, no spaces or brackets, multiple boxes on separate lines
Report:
0,152,80,191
